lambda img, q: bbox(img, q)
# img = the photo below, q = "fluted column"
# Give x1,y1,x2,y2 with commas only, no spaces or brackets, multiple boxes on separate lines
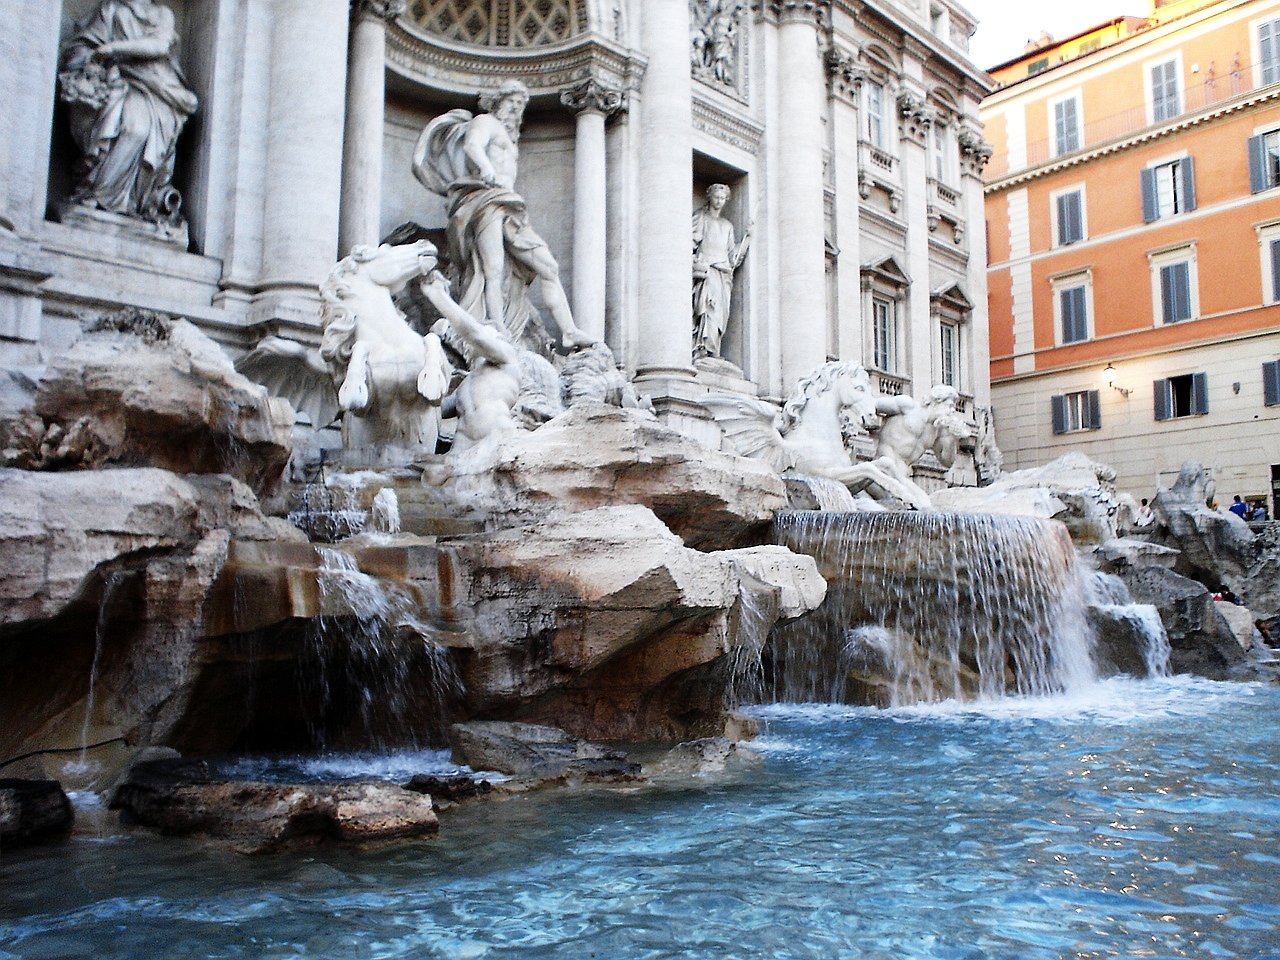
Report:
635,0,695,384
339,0,404,255
561,79,624,342
898,89,934,394
254,0,350,325
773,1,829,391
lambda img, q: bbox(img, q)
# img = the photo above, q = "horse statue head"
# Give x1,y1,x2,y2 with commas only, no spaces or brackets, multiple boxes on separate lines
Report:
779,361,879,436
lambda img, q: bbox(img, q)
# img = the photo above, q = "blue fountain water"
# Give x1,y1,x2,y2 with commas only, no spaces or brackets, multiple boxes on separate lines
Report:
3,676,1278,959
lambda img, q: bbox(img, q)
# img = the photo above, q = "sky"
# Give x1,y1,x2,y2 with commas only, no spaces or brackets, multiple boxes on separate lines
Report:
962,0,1148,69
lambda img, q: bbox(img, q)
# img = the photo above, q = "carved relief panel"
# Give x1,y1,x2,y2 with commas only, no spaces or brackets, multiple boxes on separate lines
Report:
690,0,748,99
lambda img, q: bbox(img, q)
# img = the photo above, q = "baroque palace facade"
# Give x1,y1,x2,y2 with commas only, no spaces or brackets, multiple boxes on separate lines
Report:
1,0,993,446
983,0,1280,511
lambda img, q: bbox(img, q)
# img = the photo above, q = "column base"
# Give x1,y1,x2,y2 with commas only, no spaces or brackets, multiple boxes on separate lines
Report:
634,365,722,449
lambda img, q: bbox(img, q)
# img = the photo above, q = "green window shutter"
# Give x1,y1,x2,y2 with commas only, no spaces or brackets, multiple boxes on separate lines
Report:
1191,372,1209,415
1264,360,1280,407
1154,378,1172,421
1086,390,1101,430
1051,395,1067,434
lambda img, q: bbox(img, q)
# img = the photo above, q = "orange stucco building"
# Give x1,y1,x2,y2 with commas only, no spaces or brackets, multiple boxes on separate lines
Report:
983,0,1280,511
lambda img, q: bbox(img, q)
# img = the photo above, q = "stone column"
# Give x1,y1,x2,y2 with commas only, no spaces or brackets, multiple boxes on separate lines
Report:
898,88,935,395
773,2,829,391
634,0,695,387
560,79,624,343
827,46,866,365
960,125,994,407
339,0,404,256
253,0,351,329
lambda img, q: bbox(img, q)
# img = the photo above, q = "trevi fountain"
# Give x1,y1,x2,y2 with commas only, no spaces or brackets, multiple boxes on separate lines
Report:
1,2,1279,958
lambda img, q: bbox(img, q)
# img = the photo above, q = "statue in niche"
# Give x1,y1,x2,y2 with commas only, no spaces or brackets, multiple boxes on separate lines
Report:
692,183,751,361
58,0,198,234
691,0,746,87
412,80,594,354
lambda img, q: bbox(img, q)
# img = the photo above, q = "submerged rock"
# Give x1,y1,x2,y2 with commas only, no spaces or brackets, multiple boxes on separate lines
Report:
644,737,762,778
448,721,640,781
0,779,74,847
110,759,438,853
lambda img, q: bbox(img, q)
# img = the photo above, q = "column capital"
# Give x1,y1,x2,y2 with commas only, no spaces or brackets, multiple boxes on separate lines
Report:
756,1,829,28
896,89,934,145
826,45,866,104
353,0,406,23
560,77,626,117
957,127,993,178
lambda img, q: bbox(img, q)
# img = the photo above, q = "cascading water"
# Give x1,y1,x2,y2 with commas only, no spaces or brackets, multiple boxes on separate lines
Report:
301,547,463,749
768,511,1097,706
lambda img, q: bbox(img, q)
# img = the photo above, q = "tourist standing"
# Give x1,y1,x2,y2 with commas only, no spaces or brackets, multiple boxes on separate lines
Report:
1229,495,1249,518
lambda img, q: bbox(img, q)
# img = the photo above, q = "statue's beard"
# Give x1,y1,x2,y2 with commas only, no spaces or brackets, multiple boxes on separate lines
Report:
502,112,523,140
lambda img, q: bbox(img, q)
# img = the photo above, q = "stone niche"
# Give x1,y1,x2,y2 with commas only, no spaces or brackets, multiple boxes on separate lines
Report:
48,0,224,254
692,151,751,378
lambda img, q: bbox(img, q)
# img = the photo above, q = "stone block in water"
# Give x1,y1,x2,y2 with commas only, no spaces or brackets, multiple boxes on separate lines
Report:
0,779,74,847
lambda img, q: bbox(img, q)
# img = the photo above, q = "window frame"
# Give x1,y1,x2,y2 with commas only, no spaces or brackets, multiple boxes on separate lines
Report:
871,295,898,374
1051,389,1101,434
1050,183,1087,247
1248,126,1280,194
1049,91,1083,158
939,320,960,390
1141,154,1196,221
1252,13,1280,88
1050,270,1093,345
1146,53,1183,124
1148,244,1199,327
1153,372,1209,420
865,81,887,150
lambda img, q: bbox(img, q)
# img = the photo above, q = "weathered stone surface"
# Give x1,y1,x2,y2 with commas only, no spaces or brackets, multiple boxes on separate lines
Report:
449,721,639,780
402,774,494,803
442,505,824,740
111,760,437,852
1152,462,1256,591
0,468,304,764
1093,537,1180,573
431,402,786,549
717,546,826,621
7,311,293,494
1215,601,1262,652
0,779,74,847
933,452,1126,542
1120,566,1248,678
1088,604,1164,677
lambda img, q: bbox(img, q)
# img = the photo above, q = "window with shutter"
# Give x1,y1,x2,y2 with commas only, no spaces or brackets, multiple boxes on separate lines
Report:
1191,372,1209,415
1056,190,1084,245
1154,378,1172,421
1052,391,1096,433
1151,60,1179,122
1053,98,1080,156
1270,240,1280,303
1264,360,1280,407
1249,130,1280,193
1059,286,1088,343
1260,18,1280,86
1157,373,1207,419
1159,260,1193,323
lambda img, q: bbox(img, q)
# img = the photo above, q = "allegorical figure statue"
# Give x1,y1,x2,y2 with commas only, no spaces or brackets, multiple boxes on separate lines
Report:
692,183,751,360
412,80,593,354
58,0,198,231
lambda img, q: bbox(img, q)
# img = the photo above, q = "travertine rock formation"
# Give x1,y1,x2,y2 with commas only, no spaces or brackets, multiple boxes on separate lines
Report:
432,402,787,549
2,310,293,495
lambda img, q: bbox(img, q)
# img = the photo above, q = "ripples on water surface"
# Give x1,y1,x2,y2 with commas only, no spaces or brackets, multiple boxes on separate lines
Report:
3,677,1279,959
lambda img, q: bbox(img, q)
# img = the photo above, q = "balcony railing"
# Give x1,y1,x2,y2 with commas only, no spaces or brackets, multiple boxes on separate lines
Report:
988,59,1276,179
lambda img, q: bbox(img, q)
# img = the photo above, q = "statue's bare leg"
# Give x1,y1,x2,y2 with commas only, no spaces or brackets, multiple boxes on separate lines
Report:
512,240,595,351
475,216,509,329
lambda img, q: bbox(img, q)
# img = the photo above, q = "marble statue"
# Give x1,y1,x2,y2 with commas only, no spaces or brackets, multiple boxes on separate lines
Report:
703,366,974,510
412,80,594,353
418,273,520,453
691,0,746,87
237,241,453,451
862,385,973,510
58,0,198,232
692,183,751,360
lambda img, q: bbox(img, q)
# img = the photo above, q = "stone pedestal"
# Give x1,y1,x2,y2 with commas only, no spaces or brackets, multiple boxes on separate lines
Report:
57,203,190,250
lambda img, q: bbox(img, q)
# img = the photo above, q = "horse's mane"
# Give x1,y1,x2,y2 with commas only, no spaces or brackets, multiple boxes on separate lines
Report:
319,245,380,380
779,361,866,431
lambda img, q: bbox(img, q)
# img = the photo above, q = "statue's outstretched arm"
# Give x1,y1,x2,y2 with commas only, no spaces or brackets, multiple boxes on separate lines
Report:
420,273,517,368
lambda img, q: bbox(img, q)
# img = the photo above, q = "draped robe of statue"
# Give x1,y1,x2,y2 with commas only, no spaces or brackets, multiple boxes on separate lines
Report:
413,109,549,346
691,205,748,359
59,0,198,224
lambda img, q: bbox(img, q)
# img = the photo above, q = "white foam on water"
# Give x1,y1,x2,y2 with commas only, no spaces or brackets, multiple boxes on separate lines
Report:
216,749,472,783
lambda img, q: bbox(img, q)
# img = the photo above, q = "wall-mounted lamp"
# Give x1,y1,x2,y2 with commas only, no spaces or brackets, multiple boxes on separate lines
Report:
1104,363,1131,397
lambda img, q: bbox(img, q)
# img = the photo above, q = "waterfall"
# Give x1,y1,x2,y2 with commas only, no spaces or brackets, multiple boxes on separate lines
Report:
73,570,128,771
768,511,1097,706
302,548,463,749
783,474,862,512
370,488,401,535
